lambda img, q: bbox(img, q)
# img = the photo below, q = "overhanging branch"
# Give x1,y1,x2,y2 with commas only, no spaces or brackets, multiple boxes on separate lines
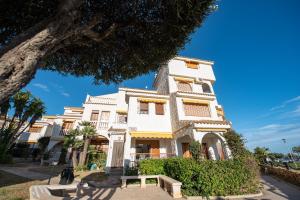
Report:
82,23,117,43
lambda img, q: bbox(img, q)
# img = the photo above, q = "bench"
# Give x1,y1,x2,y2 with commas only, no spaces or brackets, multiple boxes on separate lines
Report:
159,175,182,198
121,175,160,188
120,175,182,199
30,183,80,200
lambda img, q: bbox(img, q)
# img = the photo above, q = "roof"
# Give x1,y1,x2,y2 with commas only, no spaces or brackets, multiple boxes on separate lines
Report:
64,106,84,110
174,56,214,65
119,87,158,94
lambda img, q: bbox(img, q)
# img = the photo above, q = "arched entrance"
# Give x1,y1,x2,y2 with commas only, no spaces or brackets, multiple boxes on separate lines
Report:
201,133,226,160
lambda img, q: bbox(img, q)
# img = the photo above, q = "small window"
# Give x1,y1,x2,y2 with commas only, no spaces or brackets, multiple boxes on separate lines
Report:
62,121,73,130
186,61,198,69
90,110,99,121
155,103,164,115
100,111,110,122
28,126,43,133
177,81,192,92
202,83,212,93
117,113,127,124
183,103,211,117
139,102,149,114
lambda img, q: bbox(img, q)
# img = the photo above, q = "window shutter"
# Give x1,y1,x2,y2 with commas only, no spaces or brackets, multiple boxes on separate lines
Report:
90,110,99,121
140,102,149,113
155,103,164,115
184,103,210,117
177,82,192,92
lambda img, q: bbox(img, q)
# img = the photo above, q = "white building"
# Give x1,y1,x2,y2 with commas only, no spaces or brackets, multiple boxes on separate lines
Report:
20,56,232,170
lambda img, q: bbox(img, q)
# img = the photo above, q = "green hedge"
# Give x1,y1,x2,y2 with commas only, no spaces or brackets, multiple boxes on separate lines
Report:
264,165,300,186
139,157,259,196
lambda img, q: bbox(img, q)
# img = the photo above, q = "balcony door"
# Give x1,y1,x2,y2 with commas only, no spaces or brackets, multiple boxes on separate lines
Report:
136,140,160,158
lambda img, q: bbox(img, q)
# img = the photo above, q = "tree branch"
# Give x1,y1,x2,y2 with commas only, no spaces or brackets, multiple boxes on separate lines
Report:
82,23,117,43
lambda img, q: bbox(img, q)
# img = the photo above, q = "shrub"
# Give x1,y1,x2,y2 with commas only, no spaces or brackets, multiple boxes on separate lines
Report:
125,167,139,176
88,151,107,169
139,157,260,197
139,159,165,175
264,165,300,186
189,141,203,162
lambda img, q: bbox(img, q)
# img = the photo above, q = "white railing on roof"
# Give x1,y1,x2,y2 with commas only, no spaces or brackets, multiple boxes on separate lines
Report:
87,96,116,105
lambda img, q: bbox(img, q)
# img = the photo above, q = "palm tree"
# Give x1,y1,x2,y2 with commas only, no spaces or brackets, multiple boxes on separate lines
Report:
63,129,83,168
78,121,97,166
0,91,45,159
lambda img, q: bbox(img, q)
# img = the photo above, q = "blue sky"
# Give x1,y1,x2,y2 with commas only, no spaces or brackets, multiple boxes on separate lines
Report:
25,0,300,153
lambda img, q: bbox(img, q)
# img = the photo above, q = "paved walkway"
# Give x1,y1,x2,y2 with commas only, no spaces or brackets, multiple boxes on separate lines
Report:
254,175,300,200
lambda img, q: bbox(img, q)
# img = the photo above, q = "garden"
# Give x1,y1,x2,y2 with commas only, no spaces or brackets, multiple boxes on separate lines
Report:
126,130,261,197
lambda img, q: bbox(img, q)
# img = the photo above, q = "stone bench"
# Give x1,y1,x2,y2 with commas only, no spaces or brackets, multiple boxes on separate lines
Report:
30,183,80,200
159,175,182,198
121,175,182,199
121,175,160,189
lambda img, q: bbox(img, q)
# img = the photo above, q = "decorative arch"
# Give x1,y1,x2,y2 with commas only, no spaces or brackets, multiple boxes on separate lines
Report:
177,81,192,92
202,83,212,93
201,132,226,160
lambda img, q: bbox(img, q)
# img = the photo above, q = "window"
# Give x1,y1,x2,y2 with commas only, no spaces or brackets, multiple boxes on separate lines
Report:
155,103,164,115
28,126,42,133
184,103,211,117
185,61,198,69
202,83,212,93
139,102,149,114
177,81,192,92
100,111,110,122
117,113,127,124
62,121,73,130
90,110,99,121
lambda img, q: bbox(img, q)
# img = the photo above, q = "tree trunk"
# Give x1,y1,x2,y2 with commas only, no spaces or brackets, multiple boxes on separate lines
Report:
72,150,78,168
79,138,90,166
0,0,82,104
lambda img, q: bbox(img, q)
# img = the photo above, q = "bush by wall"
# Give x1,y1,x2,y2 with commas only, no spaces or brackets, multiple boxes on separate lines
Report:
264,165,300,187
139,156,259,197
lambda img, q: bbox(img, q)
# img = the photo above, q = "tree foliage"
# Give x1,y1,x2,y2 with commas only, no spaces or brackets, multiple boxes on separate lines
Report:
0,0,215,103
223,129,248,158
189,141,203,162
0,91,45,161
253,147,269,164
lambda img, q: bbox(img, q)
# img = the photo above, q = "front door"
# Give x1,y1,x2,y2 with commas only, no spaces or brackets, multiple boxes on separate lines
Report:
111,141,124,167
182,143,191,158
149,140,160,158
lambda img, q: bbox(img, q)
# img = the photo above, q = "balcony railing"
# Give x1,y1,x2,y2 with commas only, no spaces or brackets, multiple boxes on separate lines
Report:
59,129,69,136
98,122,109,130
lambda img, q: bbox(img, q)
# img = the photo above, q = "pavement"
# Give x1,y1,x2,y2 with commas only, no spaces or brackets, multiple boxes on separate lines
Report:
252,175,300,200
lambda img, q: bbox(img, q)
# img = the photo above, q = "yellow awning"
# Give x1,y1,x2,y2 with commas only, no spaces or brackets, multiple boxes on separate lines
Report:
185,61,199,69
130,131,173,139
138,98,167,103
116,109,128,114
182,99,209,105
174,77,194,83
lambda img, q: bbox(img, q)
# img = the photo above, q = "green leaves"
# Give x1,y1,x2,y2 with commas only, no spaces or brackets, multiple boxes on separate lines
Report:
139,157,260,196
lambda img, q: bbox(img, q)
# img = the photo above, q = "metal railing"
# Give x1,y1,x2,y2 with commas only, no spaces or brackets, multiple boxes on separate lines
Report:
59,129,69,136
130,153,176,165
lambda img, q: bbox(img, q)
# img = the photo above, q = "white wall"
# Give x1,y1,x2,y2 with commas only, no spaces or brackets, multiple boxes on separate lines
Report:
168,59,216,81
127,96,172,132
